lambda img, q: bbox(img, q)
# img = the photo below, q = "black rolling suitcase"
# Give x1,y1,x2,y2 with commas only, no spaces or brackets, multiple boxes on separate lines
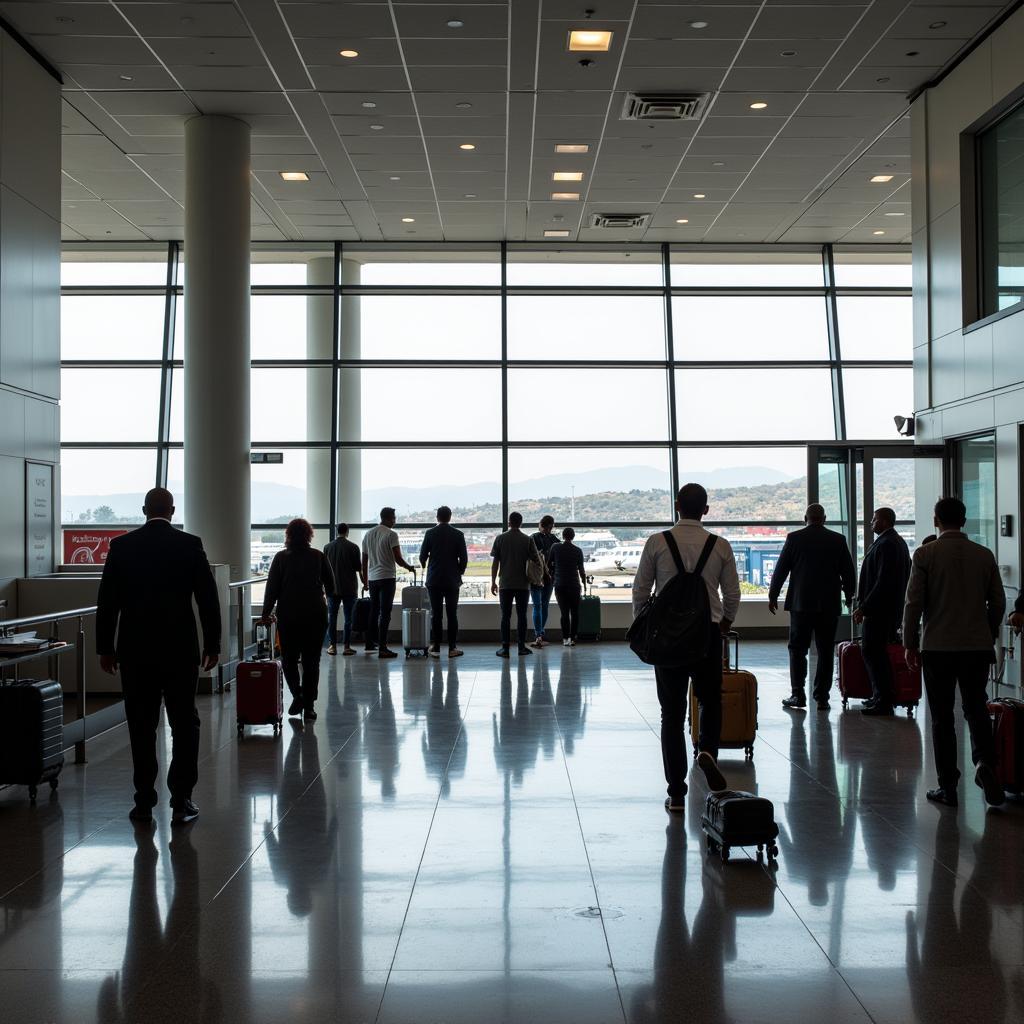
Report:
701,789,779,864
352,589,372,642
0,678,64,801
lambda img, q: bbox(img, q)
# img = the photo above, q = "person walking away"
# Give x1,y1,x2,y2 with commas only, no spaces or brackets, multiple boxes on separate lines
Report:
96,488,221,825
529,515,558,647
903,498,1006,808
632,483,741,812
262,518,335,722
419,505,468,658
547,527,587,646
361,507,417,659
323,523,365,656
491,512,542,658
768,503,856,710
854,507,912,716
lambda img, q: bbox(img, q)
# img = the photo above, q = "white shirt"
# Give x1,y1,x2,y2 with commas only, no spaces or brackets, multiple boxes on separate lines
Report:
631,519,742,622
362,524,401,581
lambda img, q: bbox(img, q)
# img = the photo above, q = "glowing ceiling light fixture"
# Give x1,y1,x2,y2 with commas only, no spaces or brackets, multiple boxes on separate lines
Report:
544,229,571,237
459,142,476,150
749,101,768,109
693,193,706,199
567,29,613,52
551,191,580,200
870,174,894,183
555,143,589,154
401,217,415,223
339,48,359,58
279,171,309,181
675,218,689,224
873,230,886,235
552,171,584,182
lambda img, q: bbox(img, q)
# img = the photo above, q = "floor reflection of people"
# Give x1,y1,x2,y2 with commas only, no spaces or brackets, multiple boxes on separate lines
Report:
554,652,586,755
97,831,221,1022
422,661,466,797
779,717,855,906
531,655,556,760
630,819,728,1024
493,661,539,785
906,814,1007,1023
264,724,337,916
365,664,399,798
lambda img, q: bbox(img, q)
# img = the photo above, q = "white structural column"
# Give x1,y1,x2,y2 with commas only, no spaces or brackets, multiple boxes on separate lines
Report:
338,259,361,526
306,256,334,543
183,115,251,580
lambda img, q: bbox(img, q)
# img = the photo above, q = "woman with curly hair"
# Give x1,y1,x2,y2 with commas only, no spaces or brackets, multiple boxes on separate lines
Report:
262,518,335,721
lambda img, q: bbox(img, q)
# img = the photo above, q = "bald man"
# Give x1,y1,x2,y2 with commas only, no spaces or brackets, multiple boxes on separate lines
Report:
768,504,856,710
96,488,221,825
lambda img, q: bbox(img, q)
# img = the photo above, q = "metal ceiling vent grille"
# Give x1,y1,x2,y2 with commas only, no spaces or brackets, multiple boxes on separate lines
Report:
590,213,651,229
621,92,710,121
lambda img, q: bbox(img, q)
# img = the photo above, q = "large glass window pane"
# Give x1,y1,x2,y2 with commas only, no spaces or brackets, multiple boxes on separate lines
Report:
669,251,824,286
672,296,829,360
836,296,912,360
842,368,913,439
957,435,997,552
340,368,502,442
711,525,802,593
166,449,185,523
250,448,329,524
979,103,1024,315
676,447,806,520
508,368,669,441
676,368,835,441
252,368,333,442
61,368,162,441
872,458,916,523
60,448,154,524
507,296,665,360
61,252,168,286
251,248,333,285
353,294,501,359
61,296,166,359
506,251,662,287
353,448,502,523
343,250,500,286
832,251,912,287
251,295,312,358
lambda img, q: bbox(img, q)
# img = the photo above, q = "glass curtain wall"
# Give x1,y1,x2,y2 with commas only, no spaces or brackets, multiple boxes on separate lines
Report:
59,244,912,600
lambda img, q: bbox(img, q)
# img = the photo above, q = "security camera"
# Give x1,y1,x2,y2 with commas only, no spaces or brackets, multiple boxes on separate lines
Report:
894,415,915,437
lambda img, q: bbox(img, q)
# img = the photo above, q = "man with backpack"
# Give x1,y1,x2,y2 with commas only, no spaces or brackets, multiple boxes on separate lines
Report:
632,483,741,812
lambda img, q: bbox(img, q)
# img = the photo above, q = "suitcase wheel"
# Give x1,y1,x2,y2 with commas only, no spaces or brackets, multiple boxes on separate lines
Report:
49,777,59,792
404,648,410,656
744,744,754,760
28,785,37,803
236,723,244,738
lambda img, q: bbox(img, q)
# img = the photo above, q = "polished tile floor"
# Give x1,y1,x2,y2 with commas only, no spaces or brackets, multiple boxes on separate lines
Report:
1,641,1022,1023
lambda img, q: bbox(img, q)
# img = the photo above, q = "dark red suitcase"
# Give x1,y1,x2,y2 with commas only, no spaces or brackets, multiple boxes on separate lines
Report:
236,627,283,737
887,643,922,717
837,639,921,716
989,698,1024,795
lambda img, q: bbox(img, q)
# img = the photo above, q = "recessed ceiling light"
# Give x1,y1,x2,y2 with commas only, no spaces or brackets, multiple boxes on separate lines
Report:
402,217,415,223
555,143,589,154
370,123,384,130
693,193,706,199
551,191,580,201
553,171,584,182
876,76,891,83
870,174,894,183
689,20,709,29
567,29,613,52
455,101,473,109
905,50,919,57
780,49,797,57
544,229,571,238
339,49,359,58
459,143,476,150
675,218,689,224
447,19,464,29
361,100,377,108
873,230,886,236
55,15,74,23
119,74,134,81
749,101,768,110
884,211,906,217
280,171,309,182
464,193,477,198
389,175,401,181
712,161,725,167
929,20,947,29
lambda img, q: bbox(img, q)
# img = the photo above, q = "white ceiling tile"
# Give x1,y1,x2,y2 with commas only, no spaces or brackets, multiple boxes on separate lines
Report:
62,64,178,90
119,3,252,38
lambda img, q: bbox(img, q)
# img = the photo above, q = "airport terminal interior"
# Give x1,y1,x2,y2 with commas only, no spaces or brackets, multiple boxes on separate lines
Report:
2,1,1024,1021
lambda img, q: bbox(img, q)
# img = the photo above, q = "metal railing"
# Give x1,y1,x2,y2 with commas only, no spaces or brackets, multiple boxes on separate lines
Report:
1,606,97,764
218,576,268,692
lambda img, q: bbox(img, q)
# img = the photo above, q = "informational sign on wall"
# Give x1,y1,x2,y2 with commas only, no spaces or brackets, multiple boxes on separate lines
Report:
25,462,54,577
62,527,129,566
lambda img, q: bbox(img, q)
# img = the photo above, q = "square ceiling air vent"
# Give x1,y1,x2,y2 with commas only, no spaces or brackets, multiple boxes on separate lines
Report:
590,213,651,229
621,92,710,121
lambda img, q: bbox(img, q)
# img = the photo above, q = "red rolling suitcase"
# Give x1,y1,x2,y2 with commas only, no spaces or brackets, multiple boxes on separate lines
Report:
989,698,1024,795
236,624,283,738
837,639,921,716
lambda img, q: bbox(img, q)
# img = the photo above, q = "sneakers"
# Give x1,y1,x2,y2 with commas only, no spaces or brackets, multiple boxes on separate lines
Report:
664,797,685,813
926,787,958,807
429,645,441,658
496,647,510,658
696,751,728,793
327,644,337,656
378,648,398,659
782,693,807,710
448,647,464,658
342,647,357,656
171,800,200,825
531,637,544,648
304,709,318,722
364,643,378,654
562,638,571,647
518,645,533,656
567,638,577,647
975,763,1006,806
287,696,303,717
861,703,894,717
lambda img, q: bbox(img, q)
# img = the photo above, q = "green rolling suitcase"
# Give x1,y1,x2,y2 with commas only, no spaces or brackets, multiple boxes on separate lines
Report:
578,577,601,642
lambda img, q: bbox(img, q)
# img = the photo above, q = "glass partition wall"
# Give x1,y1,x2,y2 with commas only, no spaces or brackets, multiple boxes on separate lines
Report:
59,244,912,600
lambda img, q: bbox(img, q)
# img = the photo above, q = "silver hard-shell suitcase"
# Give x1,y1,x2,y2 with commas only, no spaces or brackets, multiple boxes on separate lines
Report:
402,570,430,611
403,608,430,657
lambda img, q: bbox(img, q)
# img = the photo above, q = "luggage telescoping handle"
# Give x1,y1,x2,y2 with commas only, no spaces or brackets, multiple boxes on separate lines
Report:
255,619,275,660
586,574,595,596
722,628,740,672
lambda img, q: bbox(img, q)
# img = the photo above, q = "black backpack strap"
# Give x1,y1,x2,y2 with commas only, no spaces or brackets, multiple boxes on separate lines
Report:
694,534,719,576
662,530,686,575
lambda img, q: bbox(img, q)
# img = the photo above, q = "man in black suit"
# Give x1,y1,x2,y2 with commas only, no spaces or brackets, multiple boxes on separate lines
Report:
96,488,221,825
854,506,912,717
768,504,856,710
419,505,469,658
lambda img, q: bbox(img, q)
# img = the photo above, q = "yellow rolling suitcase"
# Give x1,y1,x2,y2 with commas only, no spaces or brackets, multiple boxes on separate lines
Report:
690,631,758,760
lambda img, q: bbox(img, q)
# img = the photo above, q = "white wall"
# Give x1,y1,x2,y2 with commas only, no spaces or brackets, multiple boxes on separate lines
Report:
0,28,61,596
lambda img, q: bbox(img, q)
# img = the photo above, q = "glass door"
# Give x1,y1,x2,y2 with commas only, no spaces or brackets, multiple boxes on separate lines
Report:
950,434,997,553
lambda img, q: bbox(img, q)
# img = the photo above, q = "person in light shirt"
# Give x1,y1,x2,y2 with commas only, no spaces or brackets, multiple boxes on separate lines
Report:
632,483,741,812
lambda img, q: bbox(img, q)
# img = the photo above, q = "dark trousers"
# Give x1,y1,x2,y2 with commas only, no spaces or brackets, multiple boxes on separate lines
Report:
120,661,200,809
427,584,460,648
499,588,530,648
654,628,724,801
279,616,326,710
368,578,397,649
788,611,838,701
326,594,356,647
863,616,899,705
555,586,581,640
923,650,997,791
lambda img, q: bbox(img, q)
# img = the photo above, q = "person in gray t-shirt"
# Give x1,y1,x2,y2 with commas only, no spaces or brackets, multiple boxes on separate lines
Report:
490,511,541,658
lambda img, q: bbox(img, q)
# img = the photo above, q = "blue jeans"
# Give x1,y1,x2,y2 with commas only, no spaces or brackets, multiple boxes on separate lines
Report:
326,594,357,647
531,583,554,638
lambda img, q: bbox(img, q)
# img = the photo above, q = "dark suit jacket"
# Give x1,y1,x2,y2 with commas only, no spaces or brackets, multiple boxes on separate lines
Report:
419,523,468,589
856,528,912,625
768,524,856,614
96,520,221,665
